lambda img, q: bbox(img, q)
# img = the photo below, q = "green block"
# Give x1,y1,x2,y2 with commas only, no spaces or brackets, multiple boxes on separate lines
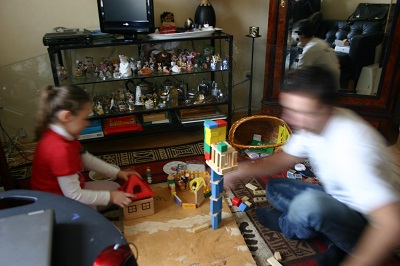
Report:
204,142,211,153
217,141,228,152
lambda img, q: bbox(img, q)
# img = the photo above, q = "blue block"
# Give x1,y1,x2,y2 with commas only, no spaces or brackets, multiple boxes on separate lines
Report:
204,120,218,129
174,194,182,207
211,170,222,182
219,178,224,194
211,183,221,198
212,215,219,230
238,202,248,212
218,211,222,223
210,197,222,214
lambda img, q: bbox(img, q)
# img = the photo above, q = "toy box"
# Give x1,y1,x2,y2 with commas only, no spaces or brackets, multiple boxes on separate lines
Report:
103,115,143,135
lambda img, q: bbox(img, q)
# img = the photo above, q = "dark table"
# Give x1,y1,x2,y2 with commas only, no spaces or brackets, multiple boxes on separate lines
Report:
0,189,128,266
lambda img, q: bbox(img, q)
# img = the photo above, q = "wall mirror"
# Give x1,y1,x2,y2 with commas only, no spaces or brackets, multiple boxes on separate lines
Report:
262,0,400,139
285,0,394,96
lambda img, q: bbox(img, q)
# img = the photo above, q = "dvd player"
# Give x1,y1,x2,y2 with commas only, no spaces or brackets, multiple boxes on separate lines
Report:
43,31,92,46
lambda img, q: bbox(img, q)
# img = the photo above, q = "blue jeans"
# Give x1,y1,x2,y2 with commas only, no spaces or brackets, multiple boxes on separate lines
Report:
266,178,368,253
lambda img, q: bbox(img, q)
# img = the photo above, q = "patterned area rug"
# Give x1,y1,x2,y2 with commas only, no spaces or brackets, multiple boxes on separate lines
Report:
225,175,326,266
9,141,205,185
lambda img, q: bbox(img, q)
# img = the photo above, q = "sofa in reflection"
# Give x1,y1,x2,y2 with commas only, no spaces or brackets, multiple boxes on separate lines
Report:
316,19,385,92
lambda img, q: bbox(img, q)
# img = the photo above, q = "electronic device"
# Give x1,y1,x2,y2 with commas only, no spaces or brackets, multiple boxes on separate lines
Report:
43,31,92,46
97,0,155,40
0,209,55,266
93,244,138,266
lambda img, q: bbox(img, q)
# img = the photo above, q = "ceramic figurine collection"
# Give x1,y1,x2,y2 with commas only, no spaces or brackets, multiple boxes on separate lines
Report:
58,44,228,116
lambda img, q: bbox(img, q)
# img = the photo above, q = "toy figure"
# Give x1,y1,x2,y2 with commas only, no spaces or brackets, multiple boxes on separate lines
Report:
129,57,137,73
119,55,132,78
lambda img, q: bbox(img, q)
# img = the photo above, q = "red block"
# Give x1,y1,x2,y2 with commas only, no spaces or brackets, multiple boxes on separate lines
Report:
231,196,242,207
205,152,211,160
214,119,228,127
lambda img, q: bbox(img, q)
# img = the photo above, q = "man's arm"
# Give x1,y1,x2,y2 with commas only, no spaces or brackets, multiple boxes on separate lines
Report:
225,151,303,180
341,202,400,266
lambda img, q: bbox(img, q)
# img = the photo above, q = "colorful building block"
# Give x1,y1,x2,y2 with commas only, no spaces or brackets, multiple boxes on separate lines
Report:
238,202,248,212
231,196,242,207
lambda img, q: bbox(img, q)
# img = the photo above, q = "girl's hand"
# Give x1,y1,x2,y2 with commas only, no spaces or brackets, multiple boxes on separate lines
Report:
117,169,143,181
110,191,136,208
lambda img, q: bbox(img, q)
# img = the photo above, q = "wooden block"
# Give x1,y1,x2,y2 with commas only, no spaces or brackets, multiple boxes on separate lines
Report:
192,223,210,233
241,196,249,202
225,197,233,206
182,202,197,210
245,183,258,191
124,197,154,220
274,251,282,261
253,190,266,196
231,196,242,207
253,197,267,203
244,201,252,208
267,256,283,266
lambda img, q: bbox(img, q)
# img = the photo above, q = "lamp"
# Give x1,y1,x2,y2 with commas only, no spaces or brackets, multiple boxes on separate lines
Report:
246,27,261,116
194,0,216,27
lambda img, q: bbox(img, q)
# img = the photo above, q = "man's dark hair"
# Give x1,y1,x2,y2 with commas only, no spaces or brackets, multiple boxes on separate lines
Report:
292,18,314,38
282,66,337,106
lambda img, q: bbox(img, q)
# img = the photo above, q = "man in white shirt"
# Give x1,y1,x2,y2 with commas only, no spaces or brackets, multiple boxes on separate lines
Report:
292,19,341,91
225,67,400,265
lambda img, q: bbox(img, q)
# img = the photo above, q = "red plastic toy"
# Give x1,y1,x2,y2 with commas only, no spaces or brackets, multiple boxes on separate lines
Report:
119,174,154,200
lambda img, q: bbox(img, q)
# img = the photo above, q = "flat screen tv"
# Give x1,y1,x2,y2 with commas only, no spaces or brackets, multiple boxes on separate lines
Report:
97,0,155,40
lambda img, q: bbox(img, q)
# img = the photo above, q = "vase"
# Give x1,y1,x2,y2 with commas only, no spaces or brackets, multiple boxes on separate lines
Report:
194,0,216,27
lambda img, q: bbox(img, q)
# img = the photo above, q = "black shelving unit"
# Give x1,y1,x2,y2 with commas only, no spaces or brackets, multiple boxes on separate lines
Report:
45,32,233,142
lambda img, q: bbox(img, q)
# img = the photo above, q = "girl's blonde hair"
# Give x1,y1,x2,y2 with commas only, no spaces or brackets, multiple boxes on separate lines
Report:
35,85,90,140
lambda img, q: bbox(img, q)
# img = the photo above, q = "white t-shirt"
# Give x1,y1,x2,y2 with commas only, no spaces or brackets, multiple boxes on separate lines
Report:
283,108,400,214
297,37,341,90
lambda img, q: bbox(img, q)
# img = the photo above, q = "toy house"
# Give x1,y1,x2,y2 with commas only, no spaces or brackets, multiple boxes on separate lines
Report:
167,171,211,209
119,174,155,220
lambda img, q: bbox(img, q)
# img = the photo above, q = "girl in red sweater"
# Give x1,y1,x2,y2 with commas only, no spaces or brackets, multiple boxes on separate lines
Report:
31,84,137,209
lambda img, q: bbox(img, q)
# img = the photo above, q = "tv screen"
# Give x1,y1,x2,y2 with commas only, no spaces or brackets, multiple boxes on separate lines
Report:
97,0,155,39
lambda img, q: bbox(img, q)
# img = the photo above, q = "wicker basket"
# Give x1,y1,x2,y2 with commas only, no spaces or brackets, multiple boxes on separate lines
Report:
228,115,292,153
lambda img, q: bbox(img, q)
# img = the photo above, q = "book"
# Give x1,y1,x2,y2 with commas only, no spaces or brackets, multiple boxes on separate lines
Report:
80,119,102,135
178,106,226,124
78,131,104,140
142,112,168,123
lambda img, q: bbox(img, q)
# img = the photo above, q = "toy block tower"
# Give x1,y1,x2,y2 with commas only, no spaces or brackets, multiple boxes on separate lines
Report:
204,119,238,229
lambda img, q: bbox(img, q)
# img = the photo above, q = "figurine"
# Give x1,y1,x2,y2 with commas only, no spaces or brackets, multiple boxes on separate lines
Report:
129,57,137,73
135,85,143,105
119,55,132,78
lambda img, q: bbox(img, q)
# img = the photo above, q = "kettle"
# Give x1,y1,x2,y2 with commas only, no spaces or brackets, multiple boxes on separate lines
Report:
197,79,209,96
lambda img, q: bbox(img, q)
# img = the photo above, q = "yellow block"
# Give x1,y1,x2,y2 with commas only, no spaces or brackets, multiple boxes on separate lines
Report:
182,203,197,210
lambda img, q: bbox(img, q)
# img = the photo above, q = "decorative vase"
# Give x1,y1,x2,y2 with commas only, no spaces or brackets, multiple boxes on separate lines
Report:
194,0,216,27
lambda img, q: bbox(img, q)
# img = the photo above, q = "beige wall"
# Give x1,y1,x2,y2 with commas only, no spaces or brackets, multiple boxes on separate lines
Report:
1,0,393,141
0,0,269,141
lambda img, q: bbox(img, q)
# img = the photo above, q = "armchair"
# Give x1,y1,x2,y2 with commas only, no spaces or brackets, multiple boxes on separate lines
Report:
316,20,385,91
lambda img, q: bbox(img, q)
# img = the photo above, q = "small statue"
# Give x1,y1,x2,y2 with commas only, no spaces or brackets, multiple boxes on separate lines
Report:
96,102,104,115
119,55,132,78
129,57,137,73
135,86,143,106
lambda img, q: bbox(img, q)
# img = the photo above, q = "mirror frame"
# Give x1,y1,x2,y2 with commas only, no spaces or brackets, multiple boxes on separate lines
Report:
262,0,400,139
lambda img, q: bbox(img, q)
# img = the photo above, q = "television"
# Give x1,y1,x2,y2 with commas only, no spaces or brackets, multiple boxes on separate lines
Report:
97,0,155,40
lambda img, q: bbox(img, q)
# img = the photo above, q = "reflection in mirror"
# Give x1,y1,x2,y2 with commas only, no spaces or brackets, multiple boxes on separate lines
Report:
284,0,394,96
0,54,53,143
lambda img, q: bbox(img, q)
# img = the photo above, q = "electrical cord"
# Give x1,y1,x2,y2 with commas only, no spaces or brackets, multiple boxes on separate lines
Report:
0,123,33,166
